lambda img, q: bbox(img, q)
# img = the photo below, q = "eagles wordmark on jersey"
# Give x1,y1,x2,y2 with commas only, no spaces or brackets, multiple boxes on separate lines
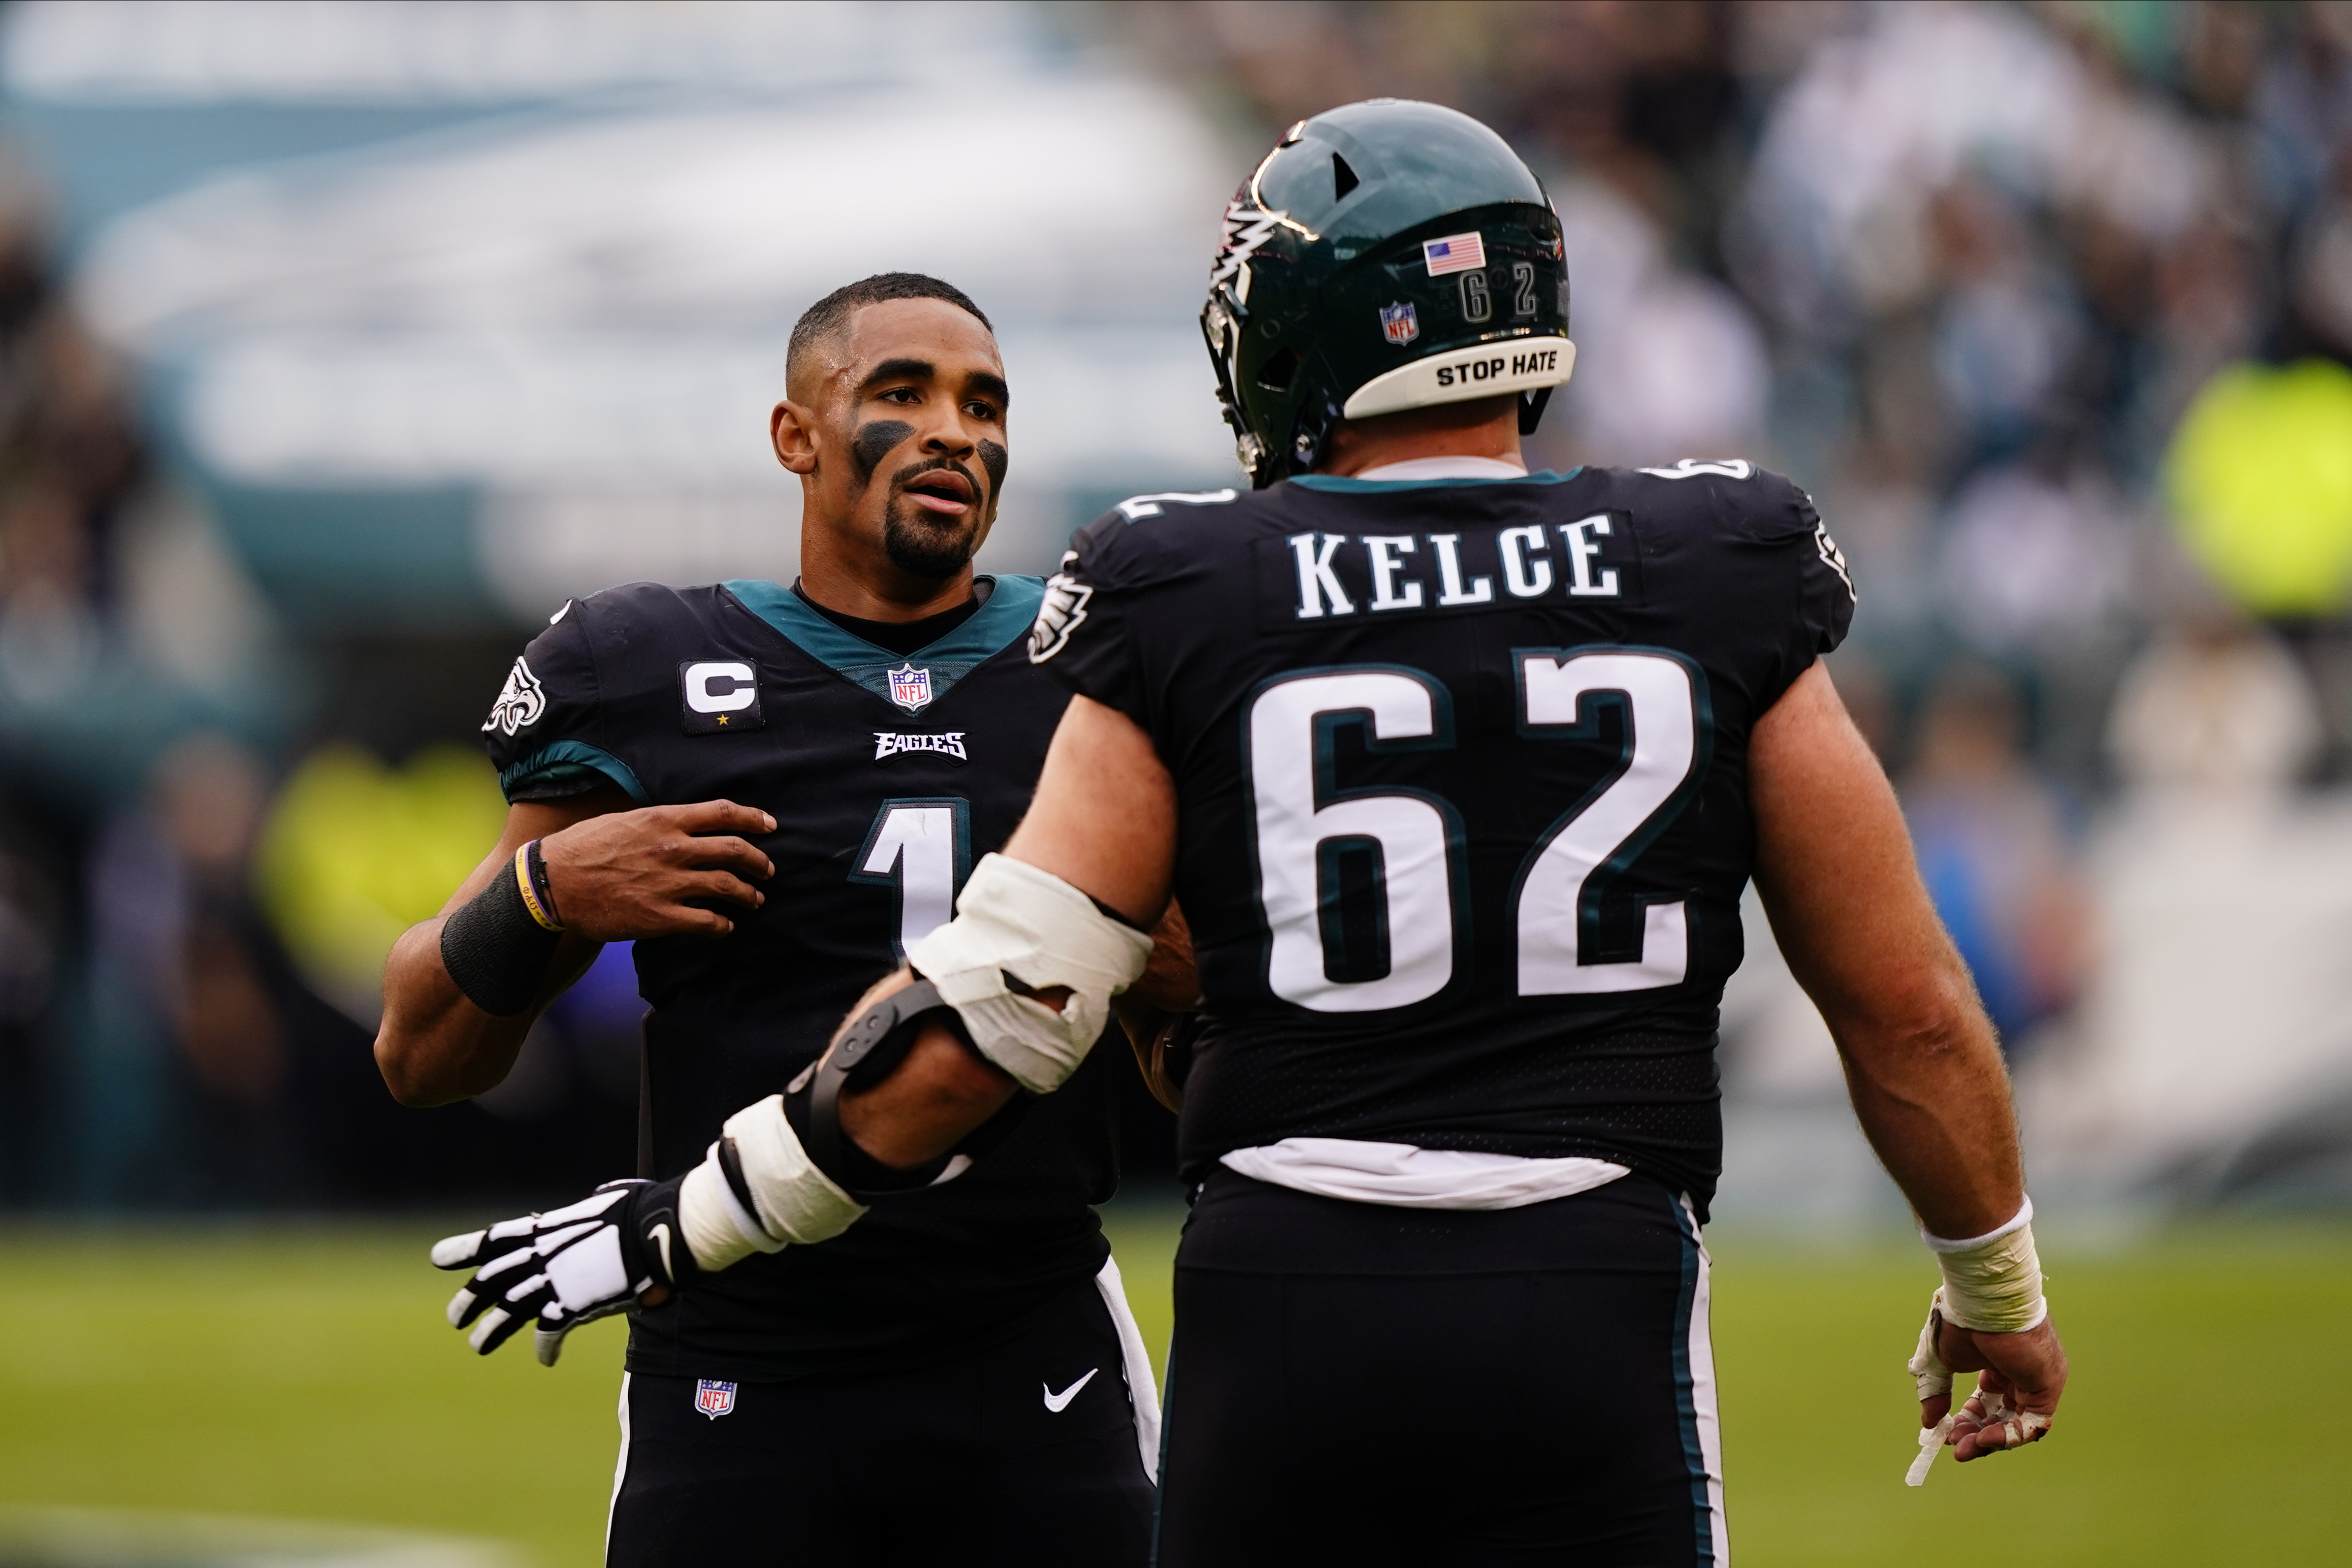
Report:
1034,461,1853,1216
482,573,1121,1381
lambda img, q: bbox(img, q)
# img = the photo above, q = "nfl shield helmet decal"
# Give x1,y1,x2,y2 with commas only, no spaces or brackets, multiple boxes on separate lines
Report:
1379,301,1419,346
886,663,934,713
694,1379,738,1419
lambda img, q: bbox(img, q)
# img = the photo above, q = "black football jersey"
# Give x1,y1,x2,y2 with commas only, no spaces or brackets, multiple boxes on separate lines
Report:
1033,463,1853,1215
483,575,1118,1382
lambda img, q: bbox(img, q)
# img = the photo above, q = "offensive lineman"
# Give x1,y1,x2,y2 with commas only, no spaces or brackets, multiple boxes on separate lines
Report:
381,275,1159,1564
435,106,2069,1563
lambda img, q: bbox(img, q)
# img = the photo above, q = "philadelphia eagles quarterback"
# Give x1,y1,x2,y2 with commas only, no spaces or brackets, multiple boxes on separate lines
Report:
427,106,2069,1565
379,274,1165,1565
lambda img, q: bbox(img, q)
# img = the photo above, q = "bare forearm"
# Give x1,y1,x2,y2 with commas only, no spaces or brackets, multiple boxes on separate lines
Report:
838,1011,1017,1166
373,788,773,1107
375,918,594,1106
1748,661,2026,1240
1827,989,2022,1239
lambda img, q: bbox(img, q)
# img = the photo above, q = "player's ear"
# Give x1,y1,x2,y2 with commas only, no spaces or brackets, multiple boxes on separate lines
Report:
772,401,819,475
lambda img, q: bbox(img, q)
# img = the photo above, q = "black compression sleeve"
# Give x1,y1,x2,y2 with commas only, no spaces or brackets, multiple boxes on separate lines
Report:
439,863,563,1016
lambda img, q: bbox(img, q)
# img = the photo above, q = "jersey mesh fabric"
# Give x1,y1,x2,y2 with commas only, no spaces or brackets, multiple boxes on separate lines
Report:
1034,466,1852,1217
483,577,1116,1381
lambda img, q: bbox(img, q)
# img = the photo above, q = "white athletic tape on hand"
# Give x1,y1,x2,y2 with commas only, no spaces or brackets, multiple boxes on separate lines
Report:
905,855,1154,1095
686,1100,875,1260
1922,1199,2047,1334
678,1146,785,1270
1902,1288,2052,1483
1904,1288,1955,1486
1907,1288,1955,1402
1907,1413,1957,1487
1971,1387,2052,1452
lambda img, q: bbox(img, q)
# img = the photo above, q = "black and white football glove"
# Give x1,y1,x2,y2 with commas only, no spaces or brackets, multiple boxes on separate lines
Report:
431,1176,693,1367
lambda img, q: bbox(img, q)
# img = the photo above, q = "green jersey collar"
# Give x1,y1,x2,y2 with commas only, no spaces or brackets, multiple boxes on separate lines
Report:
722,575,1044,714
1290,468,1580,494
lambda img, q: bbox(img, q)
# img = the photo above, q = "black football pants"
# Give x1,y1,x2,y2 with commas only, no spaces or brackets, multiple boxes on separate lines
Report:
606,1277,1155,1567
1156,1170,1725,1567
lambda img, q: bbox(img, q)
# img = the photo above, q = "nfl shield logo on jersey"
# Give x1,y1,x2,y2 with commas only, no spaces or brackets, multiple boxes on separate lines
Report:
694,1379,737,1419
886,663,933,712
1379,302,1419,346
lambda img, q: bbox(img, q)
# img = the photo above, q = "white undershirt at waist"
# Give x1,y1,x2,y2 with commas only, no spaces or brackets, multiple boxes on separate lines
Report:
1219,1137,1630,1211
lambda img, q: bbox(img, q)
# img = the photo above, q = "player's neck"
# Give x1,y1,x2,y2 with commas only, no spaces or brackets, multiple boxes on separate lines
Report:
1318,399,1525,479
797,539,976,623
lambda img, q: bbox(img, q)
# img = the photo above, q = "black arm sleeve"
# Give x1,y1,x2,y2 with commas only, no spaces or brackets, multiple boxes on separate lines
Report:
439,859,564,1016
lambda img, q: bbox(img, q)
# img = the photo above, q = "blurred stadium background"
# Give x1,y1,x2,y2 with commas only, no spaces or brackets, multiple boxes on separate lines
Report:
0,1,2348,1563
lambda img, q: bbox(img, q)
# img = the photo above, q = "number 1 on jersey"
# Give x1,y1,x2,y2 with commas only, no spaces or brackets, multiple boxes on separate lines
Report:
852,799,972,960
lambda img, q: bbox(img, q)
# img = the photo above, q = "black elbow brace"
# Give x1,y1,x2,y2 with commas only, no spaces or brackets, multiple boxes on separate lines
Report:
440,847,564,1017
785,978,1032,1202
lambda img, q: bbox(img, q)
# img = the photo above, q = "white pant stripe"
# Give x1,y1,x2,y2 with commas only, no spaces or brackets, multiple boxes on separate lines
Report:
604,1370,632,1564
1095,1252,1162,1482
1680,1196,1728,1567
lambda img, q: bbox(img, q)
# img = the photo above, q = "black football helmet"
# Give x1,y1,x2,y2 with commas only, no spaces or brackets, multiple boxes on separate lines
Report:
1201,98,1575,488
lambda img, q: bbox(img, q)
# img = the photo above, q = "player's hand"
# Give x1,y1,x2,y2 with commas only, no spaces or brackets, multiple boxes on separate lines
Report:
431,1177,692,1366
540,800,775,939
1927,1314,2067,1461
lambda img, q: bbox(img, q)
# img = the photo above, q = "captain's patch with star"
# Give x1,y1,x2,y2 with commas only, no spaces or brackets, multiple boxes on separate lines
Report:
679,660,765,735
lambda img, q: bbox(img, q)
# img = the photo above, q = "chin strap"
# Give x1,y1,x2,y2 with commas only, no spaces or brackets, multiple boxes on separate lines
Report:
1518,384,1553,436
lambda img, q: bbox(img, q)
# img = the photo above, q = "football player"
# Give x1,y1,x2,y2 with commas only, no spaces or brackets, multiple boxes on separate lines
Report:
435,106,2070,1565
377,274,1164,1565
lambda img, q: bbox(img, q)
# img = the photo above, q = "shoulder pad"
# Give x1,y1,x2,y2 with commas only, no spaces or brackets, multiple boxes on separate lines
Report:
1107,488,1242,524
1631,458,1760,484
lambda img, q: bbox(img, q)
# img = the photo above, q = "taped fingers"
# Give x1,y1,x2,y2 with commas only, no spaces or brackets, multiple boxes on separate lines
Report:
1954,1387,2051,1460
1905,1413,1958,1487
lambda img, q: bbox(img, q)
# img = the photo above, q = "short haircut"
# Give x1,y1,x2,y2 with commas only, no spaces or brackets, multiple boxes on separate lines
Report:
786,272,994,393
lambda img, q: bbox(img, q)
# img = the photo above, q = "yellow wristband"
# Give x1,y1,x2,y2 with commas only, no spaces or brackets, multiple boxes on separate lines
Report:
513,843,564,932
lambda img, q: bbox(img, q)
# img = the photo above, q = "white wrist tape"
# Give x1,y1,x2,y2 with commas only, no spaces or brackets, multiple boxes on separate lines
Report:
675,1095,868,1272
904,854,1155,1095
677,1150,778,1272
1922,1198,2046,1333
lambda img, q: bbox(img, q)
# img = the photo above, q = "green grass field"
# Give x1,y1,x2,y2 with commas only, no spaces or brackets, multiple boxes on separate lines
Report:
0,1211,2344,1565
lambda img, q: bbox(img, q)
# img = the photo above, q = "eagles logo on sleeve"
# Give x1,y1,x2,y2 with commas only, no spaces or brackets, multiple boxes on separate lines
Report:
1028,554,1094,665
1814,517,1855,602
483,656,548,736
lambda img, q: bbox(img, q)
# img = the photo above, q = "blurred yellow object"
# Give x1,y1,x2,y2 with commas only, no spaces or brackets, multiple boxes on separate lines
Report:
2165,358,2352,618
256,743,507,1016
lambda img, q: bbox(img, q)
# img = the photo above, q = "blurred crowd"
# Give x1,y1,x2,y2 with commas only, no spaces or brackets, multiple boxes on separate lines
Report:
0,145,642,1204
1122,0,2352,1074
3,0,2351,1209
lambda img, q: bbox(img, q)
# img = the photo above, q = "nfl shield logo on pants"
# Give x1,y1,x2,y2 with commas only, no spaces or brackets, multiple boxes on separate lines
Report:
887,663,933,712
1379,302,1419,346
694,1379,737,1419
